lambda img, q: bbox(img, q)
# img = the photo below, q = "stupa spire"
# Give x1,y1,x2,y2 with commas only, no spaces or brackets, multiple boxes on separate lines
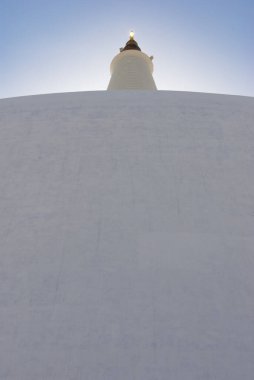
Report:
121,31,141,52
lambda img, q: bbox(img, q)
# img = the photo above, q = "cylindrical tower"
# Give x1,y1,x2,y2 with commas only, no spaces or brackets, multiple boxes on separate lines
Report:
107,32,157,90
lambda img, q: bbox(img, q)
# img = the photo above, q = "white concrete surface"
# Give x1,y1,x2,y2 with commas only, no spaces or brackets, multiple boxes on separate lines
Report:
107,50,157,90
0,90,254,379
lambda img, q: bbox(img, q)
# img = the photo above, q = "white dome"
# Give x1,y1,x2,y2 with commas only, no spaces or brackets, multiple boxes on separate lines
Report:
0,91,254,379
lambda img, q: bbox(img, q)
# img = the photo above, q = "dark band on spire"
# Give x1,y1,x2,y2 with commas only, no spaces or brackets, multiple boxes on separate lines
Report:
122,38,141,52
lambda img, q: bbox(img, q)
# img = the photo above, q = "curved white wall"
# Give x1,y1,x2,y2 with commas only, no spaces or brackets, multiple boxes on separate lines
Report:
107,50,157,90
0,91,254,379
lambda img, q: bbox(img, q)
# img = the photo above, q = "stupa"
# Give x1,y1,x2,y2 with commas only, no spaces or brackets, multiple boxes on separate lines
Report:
0,33,254,380
107,31,157,90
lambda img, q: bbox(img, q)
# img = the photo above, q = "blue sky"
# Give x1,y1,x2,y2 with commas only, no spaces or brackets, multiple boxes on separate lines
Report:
0,0,253,98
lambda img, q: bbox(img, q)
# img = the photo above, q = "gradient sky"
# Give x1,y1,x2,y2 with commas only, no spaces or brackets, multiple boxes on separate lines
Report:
1,0,253,98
